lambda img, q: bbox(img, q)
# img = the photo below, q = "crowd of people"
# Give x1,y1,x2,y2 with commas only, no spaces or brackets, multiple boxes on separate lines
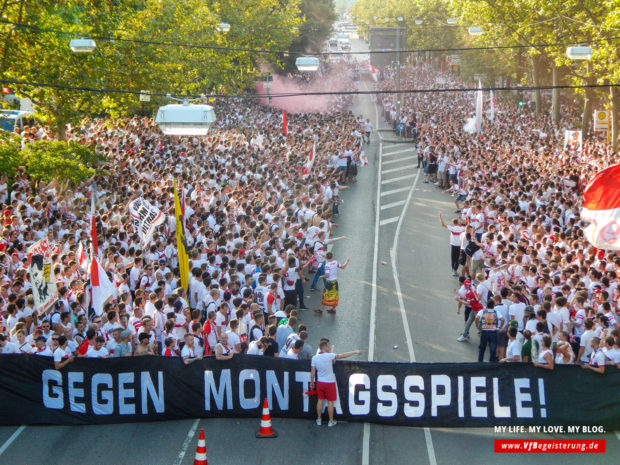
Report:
0,64,368,369
377,60,620,372
2,55,619,378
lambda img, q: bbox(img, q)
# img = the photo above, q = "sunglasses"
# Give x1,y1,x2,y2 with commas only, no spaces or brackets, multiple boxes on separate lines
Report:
52,338,59,341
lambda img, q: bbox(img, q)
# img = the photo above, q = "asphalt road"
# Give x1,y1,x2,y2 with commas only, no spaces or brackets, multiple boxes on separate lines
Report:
0,38,618,465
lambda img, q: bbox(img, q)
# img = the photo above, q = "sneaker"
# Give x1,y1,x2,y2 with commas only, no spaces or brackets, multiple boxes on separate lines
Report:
457,335,467,342
310,287,318,292
300,305,309,310
316,419,322,426
328,420,337,428
454,209,461,213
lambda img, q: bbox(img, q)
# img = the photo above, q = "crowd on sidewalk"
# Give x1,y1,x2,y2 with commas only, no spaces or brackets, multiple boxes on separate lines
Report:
378,61,620,372
0,66,369,365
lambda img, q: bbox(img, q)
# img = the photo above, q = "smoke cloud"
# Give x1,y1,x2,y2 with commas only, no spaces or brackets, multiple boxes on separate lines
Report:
255,61,355,114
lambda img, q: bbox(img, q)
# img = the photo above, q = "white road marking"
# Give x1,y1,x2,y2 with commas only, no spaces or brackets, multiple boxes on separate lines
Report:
390,161,437,465
382,155,417,165
0,426,26,458
362,117,383,465
382,147,414,157
382,164,417,174
379,216,400,226
381,174,415,185
380,200,406,210
381,186,410,197
173,418,200,465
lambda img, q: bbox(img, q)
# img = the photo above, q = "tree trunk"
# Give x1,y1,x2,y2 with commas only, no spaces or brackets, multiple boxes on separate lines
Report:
611,84,618,152
56,119,66,141
530,55,542,115
551,64,560,123
581,62,594,141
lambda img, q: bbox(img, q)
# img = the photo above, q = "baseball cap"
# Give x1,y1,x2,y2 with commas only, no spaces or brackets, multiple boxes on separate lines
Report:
35,336,46,342
120,330,131,339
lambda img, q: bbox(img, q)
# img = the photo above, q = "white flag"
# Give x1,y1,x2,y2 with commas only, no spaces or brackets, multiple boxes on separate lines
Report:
90,256,117,316
475,80,483,133
128,198,165,248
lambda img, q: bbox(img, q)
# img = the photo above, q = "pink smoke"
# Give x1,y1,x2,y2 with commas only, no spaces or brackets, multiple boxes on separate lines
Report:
255,62,353,114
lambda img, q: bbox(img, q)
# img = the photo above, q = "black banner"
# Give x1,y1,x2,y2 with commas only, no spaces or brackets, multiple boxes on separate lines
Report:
0,354,618,428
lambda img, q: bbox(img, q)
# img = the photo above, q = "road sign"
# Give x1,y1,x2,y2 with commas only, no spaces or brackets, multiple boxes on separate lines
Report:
593,110,609,131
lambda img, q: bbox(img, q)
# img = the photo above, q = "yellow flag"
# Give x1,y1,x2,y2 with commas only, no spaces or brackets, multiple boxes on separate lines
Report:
174,179,189,291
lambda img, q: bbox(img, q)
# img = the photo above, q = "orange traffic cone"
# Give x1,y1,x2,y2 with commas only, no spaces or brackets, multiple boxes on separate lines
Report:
256,397,278,438
193,428,208,465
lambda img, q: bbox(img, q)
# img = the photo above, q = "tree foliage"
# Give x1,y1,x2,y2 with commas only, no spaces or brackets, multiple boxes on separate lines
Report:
1,0,303,137
0,132,23,183
21,140,103,185
350,0,620,146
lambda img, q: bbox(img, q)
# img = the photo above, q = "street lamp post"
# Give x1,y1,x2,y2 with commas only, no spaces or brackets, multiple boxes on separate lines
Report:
264,79,272,106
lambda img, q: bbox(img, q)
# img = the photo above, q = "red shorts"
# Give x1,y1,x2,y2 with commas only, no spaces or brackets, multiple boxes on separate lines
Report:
316,381,337,401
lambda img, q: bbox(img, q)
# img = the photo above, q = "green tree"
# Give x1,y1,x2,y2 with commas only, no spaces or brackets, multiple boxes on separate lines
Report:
22,140,103,185
2,0,302,136
0,132,24,185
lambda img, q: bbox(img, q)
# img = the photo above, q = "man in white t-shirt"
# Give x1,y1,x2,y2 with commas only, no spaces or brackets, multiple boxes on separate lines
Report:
439,213,465,276
86,336,109,358
508,290,527,331
500,325,522,363
53,335,75,369
0,334,18,354
310,338,362,428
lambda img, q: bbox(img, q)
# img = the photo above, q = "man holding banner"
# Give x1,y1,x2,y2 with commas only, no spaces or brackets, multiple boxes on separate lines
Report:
311,338,362,428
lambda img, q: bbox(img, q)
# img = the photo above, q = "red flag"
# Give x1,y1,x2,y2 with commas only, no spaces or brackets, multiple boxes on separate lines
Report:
90,256,99,286
581,164,620,250
282,110,287,137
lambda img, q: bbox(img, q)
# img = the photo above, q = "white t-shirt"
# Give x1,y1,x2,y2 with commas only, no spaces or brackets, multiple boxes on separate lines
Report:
509,302,526,331
447,225,465,246
284,348,299,360
0,342,18,354
579,330,595,362
311,352,337,383
247,341,263,356
86,346,109,358
181,344,195,359
506,339,522,362
35,346,53,356
53,347,71,362
324,260,341,281
226,330,241,353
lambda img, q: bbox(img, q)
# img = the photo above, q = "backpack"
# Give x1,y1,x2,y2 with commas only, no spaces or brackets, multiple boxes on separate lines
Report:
249,324,263,342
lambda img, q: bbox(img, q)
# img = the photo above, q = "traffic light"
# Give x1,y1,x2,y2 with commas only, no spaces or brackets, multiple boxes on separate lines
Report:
518,101,524,107
397,99,401,105
1,86,10,95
